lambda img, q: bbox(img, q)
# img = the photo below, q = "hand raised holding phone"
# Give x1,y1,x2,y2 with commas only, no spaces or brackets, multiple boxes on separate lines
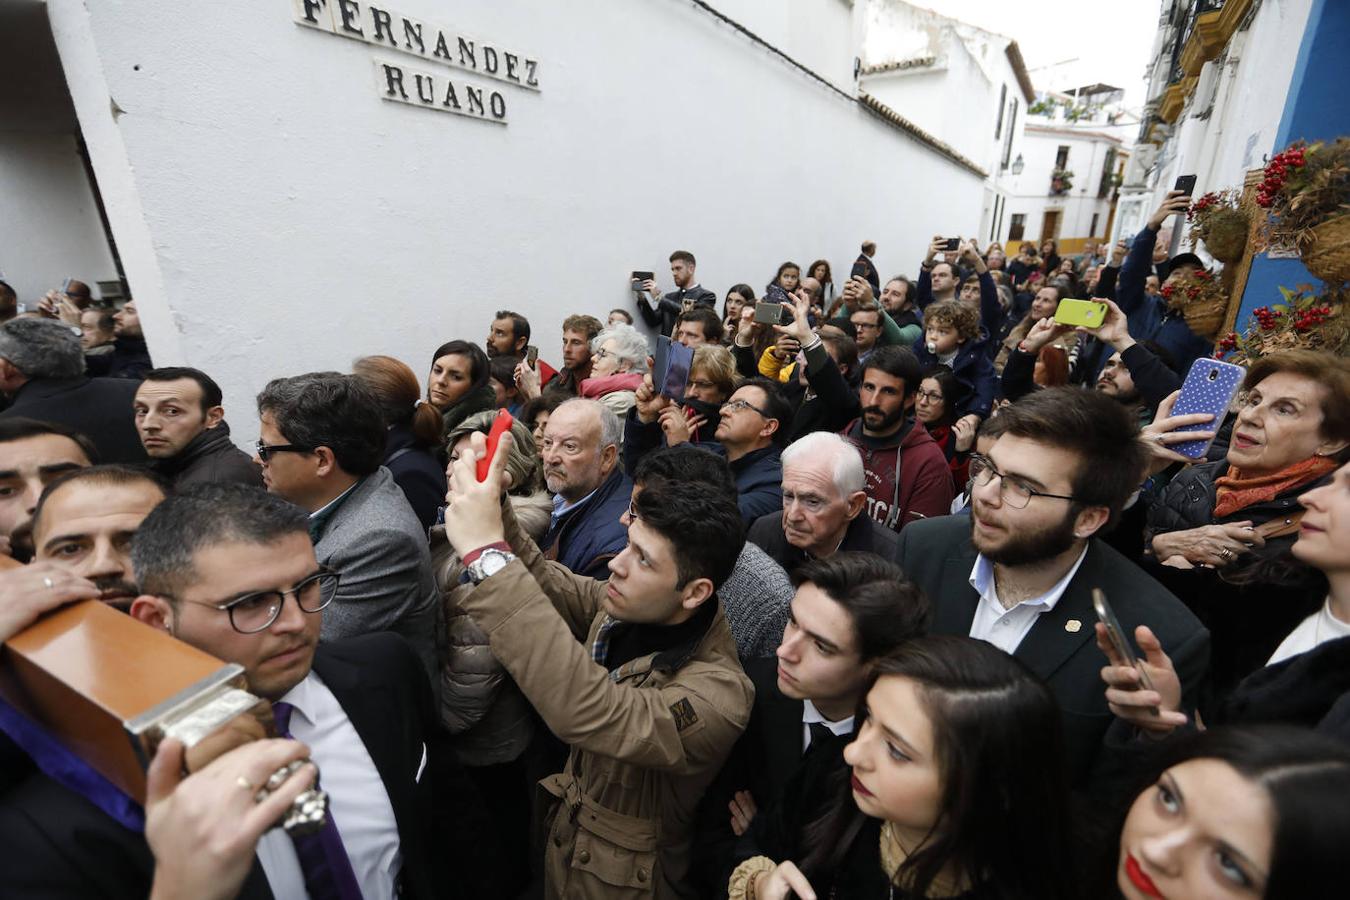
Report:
1095,618,1186,737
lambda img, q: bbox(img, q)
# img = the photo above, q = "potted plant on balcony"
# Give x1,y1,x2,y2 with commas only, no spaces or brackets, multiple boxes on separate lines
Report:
1050,168,1074,195
1215,285,1348,364
1187,189,1248,263
1257,138,1350,283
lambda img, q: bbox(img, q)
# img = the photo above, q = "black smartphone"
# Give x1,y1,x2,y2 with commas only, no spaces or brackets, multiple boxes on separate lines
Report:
942,237,960,252
631,270,653,283
849,259,869,280
1173,174,1197,196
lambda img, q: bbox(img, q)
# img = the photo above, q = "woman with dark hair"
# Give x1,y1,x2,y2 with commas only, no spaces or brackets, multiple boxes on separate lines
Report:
1147,350,1350,694
426,339,495,436
731,636,1074,900
723,283,757,345
351,354,447,529
1038,238,1061,276
914,365,975,487
808,259,834,303
488,354,523,415
517,391,566,455
768,262,801,296
1108,725,1350,899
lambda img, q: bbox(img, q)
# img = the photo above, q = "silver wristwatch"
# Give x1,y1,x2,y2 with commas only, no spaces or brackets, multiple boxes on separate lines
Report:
467,548,516,584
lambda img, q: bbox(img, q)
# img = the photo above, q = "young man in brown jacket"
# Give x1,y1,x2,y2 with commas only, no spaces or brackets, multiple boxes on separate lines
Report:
441,430,754,898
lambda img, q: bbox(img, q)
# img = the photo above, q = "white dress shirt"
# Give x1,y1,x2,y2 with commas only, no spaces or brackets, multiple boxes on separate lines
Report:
967,546,1089,654
255,671,403,900
801,699,854,754
1268,597,1350,665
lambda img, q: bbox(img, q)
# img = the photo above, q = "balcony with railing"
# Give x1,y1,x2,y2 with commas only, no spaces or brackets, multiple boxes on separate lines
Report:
1158,0,1250,123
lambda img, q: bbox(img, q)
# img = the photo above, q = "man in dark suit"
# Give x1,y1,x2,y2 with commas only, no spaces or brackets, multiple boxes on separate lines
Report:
0,483,439,898
0,317,147,464
255,372,439,681
637,249,717,337
695,553,930,894
896,388,1209,786
748,430,901,573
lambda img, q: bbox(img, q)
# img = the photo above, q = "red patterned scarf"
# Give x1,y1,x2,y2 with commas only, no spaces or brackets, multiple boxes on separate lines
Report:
1213,455,1338,519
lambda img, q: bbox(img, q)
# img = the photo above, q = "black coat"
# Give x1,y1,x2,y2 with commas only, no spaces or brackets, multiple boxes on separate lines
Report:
150,421,263,490
636,285,717,337
1146,460,1330,697
0,634,441,900
694,657,848,896
0,376,147,464
1218,634,1350,744
748,510,901,574
383,423,446,532
84,336,153,381
896,515,1210,788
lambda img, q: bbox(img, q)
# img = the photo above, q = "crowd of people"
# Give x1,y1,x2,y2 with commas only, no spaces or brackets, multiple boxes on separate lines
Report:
0,187,1347,900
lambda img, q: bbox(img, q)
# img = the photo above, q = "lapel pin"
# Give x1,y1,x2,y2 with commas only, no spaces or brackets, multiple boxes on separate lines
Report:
1065,619,1082,633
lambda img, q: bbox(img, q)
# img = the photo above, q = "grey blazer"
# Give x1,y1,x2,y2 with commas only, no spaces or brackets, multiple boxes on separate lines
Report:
313,467,440,684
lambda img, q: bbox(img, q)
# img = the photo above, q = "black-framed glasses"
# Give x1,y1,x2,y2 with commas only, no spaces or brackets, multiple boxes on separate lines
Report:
255,440,312,463
968,454,1077,509
721,398,768,418
181,568,340,634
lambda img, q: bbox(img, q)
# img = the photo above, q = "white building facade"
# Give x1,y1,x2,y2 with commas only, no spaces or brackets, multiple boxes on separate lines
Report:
3,0,990,425
1000,121,1127,250
858,0,1035,250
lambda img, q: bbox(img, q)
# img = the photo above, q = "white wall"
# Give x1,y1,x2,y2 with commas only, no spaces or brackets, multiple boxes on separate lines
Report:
45,0,982,433
709,0,858,91
0,134,119,307
0,1,118,306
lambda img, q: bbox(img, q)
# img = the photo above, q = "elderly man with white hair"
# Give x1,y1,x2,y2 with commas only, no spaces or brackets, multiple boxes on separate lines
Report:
579,322,650,423
746,430,902,571
540,397,634,579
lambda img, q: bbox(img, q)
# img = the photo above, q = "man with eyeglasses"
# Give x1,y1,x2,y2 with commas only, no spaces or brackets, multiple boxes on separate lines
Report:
626,377,790,524
254,373,439,683
748,430,902,572
0,483,439,899
896,388,1209,787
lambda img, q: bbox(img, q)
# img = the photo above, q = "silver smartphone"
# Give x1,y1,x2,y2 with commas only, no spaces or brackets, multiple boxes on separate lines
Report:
1093,588,1159,715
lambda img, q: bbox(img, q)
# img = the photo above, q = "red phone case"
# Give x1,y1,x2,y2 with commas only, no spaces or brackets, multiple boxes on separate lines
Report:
477,410,514,481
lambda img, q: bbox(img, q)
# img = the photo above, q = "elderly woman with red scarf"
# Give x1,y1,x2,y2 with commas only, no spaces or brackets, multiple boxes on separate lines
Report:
1146,350,1350,697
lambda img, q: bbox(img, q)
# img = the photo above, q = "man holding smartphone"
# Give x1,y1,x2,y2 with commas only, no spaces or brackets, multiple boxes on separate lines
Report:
637,250,717,337
1084,189,1214,384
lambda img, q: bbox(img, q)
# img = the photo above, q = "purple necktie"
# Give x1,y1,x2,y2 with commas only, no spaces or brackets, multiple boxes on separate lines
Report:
272,702,365,900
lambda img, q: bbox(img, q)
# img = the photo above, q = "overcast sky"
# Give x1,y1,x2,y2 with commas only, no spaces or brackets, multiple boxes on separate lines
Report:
911,0,1163,114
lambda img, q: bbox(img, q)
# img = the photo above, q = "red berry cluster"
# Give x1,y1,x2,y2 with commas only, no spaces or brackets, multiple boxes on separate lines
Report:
1187,192,1221,221
1252,306,1285,331
1256,144,1307,208
1216,332,1240,353
1293,304,1334,333
1160,283,1176,300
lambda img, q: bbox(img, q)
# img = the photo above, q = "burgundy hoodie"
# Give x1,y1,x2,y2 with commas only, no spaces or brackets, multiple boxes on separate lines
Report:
840,417,956,532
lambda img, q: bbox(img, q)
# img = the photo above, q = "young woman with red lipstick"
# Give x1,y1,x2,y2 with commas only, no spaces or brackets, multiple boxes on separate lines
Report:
1112,725,1350,900
728,636,1074,900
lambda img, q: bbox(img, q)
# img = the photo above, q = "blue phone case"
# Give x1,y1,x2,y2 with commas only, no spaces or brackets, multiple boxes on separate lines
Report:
1170,359,1246,459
